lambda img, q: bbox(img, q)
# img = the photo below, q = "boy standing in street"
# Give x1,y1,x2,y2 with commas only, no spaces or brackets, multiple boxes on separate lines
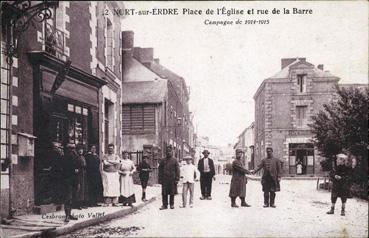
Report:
180,156,200,208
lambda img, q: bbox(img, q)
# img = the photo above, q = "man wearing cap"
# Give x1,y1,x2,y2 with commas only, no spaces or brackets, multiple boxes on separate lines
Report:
158,145,180,209
198,149,216,200
180,155,200,208
252,147,281,208
229,149,251,208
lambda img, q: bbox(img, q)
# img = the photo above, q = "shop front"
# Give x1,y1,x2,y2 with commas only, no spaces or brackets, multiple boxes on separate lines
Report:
28,52,106,206
288,143,315,175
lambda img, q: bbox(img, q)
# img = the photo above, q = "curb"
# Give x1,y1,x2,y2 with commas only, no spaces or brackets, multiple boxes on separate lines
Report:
53,197,157,237
11,197,157,238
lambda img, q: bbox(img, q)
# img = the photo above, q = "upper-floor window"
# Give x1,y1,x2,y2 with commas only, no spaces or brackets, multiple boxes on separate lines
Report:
45,8,66,60
122,105,155,133
297,74,307,93
106,18,113,69
296,105,308,127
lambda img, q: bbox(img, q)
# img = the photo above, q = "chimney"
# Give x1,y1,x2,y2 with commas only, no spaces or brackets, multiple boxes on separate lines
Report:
133,47,154,64
122,31,134,58
317,64,324,70
154,58,160,64
281,58,297,69
298,58,306,63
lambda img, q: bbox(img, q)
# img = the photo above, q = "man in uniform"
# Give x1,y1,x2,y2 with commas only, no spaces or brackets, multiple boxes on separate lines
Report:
252,147,281,208
158,145,180,210
229,149,251,208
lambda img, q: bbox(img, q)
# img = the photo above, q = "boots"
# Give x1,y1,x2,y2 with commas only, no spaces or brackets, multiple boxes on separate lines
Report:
326,207,334,214
231,197,239,208
240,197,251,207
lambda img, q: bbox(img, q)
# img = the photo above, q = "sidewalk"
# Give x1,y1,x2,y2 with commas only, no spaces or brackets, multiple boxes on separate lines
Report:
1,185,161,238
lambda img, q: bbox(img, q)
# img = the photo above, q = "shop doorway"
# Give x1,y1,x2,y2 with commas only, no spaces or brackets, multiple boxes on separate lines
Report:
289,143,314,175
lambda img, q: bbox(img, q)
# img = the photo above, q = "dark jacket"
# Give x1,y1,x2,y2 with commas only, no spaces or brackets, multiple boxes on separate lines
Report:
137,161,151,181
158,157,180,195
330,165,353,198
158,157,180,184
61,149,80,192
198,157,215,177
255,157,281,192
229,159,250,197
85,152,103,200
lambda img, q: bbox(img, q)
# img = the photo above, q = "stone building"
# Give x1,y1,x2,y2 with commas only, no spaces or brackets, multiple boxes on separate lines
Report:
253,58,340,176
234,122,255,169
1,2,124,216
121,31,193,163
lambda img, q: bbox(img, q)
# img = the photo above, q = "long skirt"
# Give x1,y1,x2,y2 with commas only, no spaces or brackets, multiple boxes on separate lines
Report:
120,174,136,204
101,171,120,197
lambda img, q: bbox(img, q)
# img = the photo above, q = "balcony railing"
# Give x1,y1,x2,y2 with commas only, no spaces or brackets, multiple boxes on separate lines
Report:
44,22,66,60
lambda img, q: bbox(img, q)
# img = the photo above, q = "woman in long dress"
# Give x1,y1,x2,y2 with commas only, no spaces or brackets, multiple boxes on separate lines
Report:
119,151,136,206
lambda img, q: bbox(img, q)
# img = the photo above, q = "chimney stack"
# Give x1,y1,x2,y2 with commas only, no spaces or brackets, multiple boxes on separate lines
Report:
281,58,297,69
317,64,324,70
122,31,134,58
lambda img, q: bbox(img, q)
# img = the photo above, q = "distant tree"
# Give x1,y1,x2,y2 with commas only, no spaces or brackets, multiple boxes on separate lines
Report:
309,86,368,185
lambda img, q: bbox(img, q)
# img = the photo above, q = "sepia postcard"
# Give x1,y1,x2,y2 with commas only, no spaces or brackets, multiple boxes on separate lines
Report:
0,1,368,237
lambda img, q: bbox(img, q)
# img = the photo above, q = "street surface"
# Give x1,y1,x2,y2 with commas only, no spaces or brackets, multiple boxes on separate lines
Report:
70,175,368,237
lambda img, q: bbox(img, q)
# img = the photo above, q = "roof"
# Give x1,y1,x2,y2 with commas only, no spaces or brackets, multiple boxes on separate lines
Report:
148,62,189,99
122,80,167,104
270,59,337,79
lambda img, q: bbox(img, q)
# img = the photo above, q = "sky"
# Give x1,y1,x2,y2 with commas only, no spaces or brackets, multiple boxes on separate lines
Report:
121,1,368,147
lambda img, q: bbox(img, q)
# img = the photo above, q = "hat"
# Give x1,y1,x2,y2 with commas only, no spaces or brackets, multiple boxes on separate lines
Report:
202,150,210,155
183,155,193,160
336,153,348,159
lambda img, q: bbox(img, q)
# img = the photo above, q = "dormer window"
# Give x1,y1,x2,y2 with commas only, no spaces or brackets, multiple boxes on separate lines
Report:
297,74,306,93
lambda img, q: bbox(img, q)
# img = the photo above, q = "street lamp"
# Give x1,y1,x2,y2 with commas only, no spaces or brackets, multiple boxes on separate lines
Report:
1,0,59,65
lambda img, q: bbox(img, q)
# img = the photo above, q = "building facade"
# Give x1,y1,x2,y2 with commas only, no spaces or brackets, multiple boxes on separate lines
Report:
234,122,255,169
1,2,124,217
254,58,340,176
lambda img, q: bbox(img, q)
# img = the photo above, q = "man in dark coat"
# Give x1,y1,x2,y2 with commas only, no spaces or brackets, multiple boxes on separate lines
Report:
252,147,281,208
198,150,215,200
158,145,180,210
85,144,103,206
229,149,251,208
61,143,80,222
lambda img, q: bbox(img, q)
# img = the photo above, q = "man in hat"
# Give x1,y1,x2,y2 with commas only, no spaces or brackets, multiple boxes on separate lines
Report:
198,149,215,200
158,145,180,209
229,149,251,208
252,147,281,208
137,154,152,202
180,155,200,208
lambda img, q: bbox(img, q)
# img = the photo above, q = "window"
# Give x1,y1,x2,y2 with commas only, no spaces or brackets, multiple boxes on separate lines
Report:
67,103,88,146
296,105,308,127
297,74,306,93
104,100,114,150
44,8,66,59
0,48,10,173
122,105,155,133
106,18,113,69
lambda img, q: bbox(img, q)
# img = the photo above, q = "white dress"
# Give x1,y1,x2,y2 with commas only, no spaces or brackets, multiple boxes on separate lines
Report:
101,154,120,197
119,159,136,199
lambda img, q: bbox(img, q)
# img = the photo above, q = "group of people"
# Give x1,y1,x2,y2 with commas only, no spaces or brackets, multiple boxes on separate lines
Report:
58,143,152,222
159,145,353,217
158,146,216,210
